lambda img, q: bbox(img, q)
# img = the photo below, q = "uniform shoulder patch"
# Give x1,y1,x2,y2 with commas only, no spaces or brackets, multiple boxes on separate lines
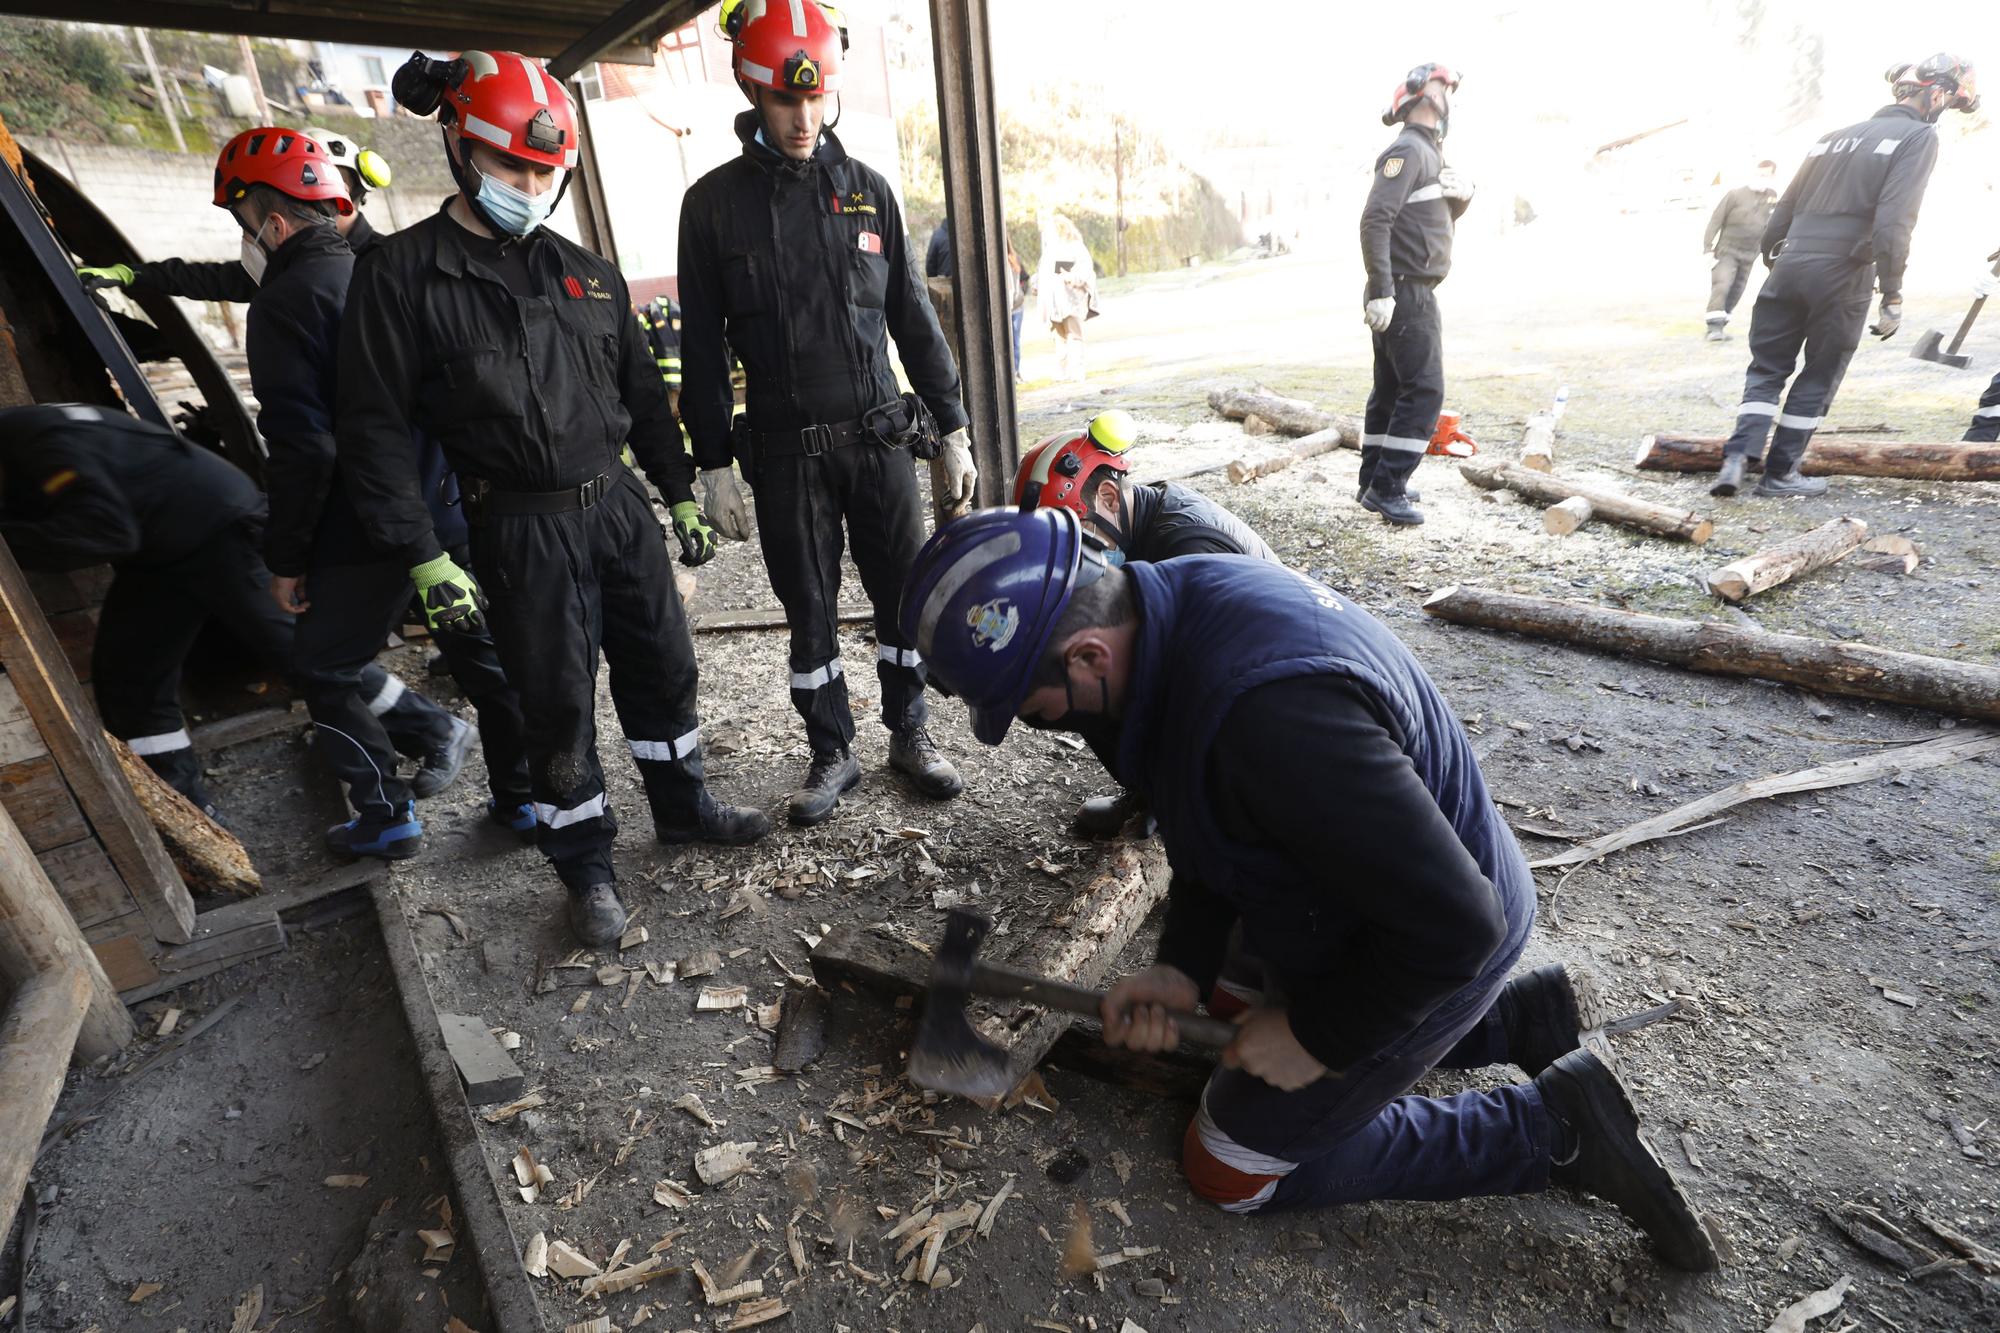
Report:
1382,157,1404,179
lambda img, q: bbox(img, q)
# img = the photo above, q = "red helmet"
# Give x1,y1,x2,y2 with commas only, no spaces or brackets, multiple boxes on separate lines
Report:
212,128,353,216
1383,63,1461,127
444,50,579,170
1013,412,1137,517
735,0,845,96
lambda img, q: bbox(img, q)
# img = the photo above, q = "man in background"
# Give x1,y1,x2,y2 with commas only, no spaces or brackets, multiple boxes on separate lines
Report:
1702,160,1777,342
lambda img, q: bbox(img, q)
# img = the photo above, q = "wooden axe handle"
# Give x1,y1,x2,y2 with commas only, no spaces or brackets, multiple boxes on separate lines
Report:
968,959,1240,1048
1945,296,1987,356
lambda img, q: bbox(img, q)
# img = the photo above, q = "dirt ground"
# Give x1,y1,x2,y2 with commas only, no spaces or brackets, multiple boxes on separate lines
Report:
17,212,2000,1333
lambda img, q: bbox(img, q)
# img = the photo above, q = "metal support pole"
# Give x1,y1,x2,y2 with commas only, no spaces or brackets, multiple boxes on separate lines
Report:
132,28,186,153
565,78,621,266
928,0,1016,503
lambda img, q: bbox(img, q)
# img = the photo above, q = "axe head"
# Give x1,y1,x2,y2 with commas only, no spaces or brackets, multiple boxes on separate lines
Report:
1910,329,1972,369
906,908,1013,1100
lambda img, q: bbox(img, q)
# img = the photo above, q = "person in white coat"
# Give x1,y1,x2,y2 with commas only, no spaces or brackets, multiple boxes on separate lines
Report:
1037,213,1098,383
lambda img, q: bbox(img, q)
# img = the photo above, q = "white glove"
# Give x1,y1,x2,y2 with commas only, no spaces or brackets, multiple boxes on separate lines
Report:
938,428,978,511
1975,272,2000,301
1438,167,1475,201
1363,297,1396,332
700,467,751,541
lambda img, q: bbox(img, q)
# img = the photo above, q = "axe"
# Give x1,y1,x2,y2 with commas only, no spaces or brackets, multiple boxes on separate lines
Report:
908,907,1238,1099
1910,246,2000,369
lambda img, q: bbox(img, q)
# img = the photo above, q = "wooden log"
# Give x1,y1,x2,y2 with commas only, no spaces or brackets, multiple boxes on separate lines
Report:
1633,434,2000,482
1208,386,1343,437
1851,534,1920,576
0,539,194,943
0,797,134,1061
1520,412,1557,472
1460,456,1714,544
0,966,92,1247
693,604,872,634
1543,496,1595,535
106,733,261,897
1422,584,2000,721
1227,425,1351,484
1705,517,1868,603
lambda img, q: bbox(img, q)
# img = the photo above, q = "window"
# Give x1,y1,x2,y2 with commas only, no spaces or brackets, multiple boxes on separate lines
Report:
576,62,605,102
362,55,386,85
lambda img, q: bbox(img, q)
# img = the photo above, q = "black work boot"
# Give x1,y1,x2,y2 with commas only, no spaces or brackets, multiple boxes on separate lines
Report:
566,879,628,948
412,715,476,798
1536,1047,1722,1272
788,750,862,826
888,726,963,800
1754,466,1828,498
1709,454,1748,497
1356,484,1420,503
1362,488,1425,526
658,788,772,846
1074,789,1147,837
1498,963,1606,1076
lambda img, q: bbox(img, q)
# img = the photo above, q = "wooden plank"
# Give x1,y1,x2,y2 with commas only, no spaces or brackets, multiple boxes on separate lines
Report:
0,537,193,943
46,608,97,683
437,1012,526,1106
116,924,286,1003
692,605,872,634
190,703,309,752
0,676,49,766
0,797,133,1059
38,839,134,930
0,968,93,1247
153,911,284,975
0,755,88,851
92,932,163,992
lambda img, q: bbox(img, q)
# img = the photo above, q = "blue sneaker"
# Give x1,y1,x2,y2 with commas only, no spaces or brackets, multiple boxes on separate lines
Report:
325,801,424,860
487,798,538,844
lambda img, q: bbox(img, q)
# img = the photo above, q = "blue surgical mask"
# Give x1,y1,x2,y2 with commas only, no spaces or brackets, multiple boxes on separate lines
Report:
476,170,560,236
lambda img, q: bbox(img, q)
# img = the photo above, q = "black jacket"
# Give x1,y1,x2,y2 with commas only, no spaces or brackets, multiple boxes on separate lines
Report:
1359,123,1466,300
246,223,358,576
1763,104,1939,301
337,204,692,566
134,212,384,304
0,404,261,570
1126,481,1279,564
1704,185,1775,254
678,114,967,471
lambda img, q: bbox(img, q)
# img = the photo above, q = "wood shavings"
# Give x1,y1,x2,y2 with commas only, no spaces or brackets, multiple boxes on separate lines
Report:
227,1284,262,1333
674,1092,721,1128
1108,1150,1133,1185
580,1255,679,1299
717,1297,791,1330
482,1091,546,1123
323,1175,369,1189
717,1244,764,1287
756,1000,784,1030
156,1006,181,1037
648,1228,690,1254
418,1229,455,1262
692,1259,766,1305
594,964,626,987
681,949,722,978
564,1318,611,1333
619,925,650,950
498,1030,522,1051
977,1176,1016,1237
1060,1201,1096,1278
882,1205,933,1242
1765,1276,1852,1333
545,1240,602,1279
568,991,592,1015
697,984,750,1011
127,1282,164,1304
523,1232,549,1278
646,960,677,984
694,1141,760,1185
786,1217,809,1277
1096,1198,1132,1227
654,1179,694,1208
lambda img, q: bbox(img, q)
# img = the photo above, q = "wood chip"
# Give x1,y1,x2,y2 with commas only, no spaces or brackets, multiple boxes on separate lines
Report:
1060,1200,1096,1278
1764,1275,1851,1333
498,1030,522,1051
227,1284,262,1333
418,1228,456,1262
1108,1150,1133,1184
697,984,750,1011
1118,1321,1150,1333
654,1179,694,1208
523,1232,549,1278
564,1318,611,1333
692,1259,765,1305
674,1092,720,1128
323,1174,369,1189
883,1205,934,1242
1096,1198,1133,1227
129,1283,163,1303
681,949,722,978
512,1147,540,1189
646,960,678,984
977,1176,1017,1237
581,1255,679,1299
786,1218,808,1277
595,964,626,987
545,1239,602,1279
481,1091,546,1123
620,925,650,950
718,1297,791,1330
917,1230,945,1285
694,1141,759,1185
156,1006,182,1038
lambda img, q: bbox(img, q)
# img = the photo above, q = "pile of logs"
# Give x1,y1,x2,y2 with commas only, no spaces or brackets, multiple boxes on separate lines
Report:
1208,387,1361,484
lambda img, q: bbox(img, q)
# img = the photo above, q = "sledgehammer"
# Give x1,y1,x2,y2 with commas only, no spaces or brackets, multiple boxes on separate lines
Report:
907,907,1237,1099
1911,247,2000,369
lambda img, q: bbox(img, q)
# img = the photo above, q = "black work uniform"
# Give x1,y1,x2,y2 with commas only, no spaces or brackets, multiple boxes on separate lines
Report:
249,223,461,822
0,404,391,807
1724,105,1939,473
1965,372,2000,442
1358,122,1465,501
637,297,683,393
338,204,708,891
129,213,384,306
1703,185,1775,323
679,115,969,759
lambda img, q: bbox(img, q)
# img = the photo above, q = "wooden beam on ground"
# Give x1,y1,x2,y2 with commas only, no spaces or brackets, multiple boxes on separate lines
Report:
0,966,91,1247
1461,456,1714,544
0,538,193,942
1543,496,1595,535
1209,386,1359,440
108,733,261,897
1706,517,1869,603
1228,425,1352,485
1633,434,2000,482
1423,585,2000,721
190,703,308,752
693,605,872,635
0,798,133,1062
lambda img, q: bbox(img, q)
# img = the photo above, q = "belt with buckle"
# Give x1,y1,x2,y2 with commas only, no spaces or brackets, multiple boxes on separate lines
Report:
463,472,610,520
749,418,869,459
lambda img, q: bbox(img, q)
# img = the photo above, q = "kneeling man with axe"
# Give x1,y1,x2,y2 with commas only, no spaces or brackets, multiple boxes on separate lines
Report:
900,509,1720,1271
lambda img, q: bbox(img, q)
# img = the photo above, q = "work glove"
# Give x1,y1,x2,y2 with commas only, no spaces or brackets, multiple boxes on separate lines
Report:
938,428,978,511
409,554,487,634
700,467,751,541
1437,167,1475,201
1974,272,2000,301
76,263,135,291
1363,297,1396,333
669,500,718,567
1869,299,1902,341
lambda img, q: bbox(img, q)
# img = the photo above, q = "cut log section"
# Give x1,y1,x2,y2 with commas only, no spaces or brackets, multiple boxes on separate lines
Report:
1520,412,1557,472
1460,456,1714,544
109,733,261,897
1851,534,1920,576
1705,517,1868,603
1208,387,1357,440
1633,434,2000,482
1543,496,1594,535
1423,585,2000,721
1227,425,1350,484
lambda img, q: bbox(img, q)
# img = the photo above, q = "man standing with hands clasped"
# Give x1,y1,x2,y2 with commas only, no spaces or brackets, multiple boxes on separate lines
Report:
679,0,978,826
1358,62,1473,527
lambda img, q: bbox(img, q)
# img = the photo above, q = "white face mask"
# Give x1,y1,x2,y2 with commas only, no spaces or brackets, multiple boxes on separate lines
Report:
239,214,277,286
475,169,562,236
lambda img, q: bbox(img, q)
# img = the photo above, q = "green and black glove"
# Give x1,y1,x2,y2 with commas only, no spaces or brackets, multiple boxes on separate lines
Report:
670,501,718,567
76,263,135,291
409,554,487,633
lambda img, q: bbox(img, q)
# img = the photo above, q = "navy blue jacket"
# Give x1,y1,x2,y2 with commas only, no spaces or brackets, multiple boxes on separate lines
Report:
1114,556,1528,1069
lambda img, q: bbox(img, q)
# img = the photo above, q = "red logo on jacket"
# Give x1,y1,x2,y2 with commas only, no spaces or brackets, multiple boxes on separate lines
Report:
563,275,585,299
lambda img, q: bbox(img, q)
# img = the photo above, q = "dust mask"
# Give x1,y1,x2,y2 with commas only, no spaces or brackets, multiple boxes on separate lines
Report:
476,170,562,236
238,214,277,286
